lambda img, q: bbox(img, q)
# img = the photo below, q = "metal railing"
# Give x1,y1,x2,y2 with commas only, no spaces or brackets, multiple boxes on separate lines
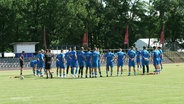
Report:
0,52,183,70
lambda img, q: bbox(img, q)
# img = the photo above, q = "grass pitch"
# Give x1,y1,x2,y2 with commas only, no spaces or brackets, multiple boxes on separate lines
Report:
0,63,184,104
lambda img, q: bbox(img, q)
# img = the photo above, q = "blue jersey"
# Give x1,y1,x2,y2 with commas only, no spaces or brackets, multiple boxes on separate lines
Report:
38,53,44,62
136,50,141,62
77,51,85,66
65,51,71,62
57,53,65,64
85,51,92,63
30,60,37,67
136,51,141,58
152,50,161,65
104,52,115,63
77,51,85,62
116,51,126,66
159,49,163,60
70,50,78,67
92,51,100,63
97,51,101,67
141,50,150,65
116,51,126,62
38,53,44,68
85,51,92,68
65,51,71,66
91,51,100,68
70,51,77,61
56,53,65,68
127,50,136,67
104,52,115,67
127,50,136,59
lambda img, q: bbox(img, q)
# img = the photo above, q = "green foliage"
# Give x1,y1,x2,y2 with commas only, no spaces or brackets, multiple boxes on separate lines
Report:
0,0,184,52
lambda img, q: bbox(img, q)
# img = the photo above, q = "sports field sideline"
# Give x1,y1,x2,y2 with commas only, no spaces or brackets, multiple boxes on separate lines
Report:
0,63,184,104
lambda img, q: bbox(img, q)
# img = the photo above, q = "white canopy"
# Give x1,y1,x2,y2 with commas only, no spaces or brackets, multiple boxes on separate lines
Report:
135,38,161,50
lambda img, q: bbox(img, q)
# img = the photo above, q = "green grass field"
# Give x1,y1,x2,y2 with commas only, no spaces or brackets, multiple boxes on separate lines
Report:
0,63,184,104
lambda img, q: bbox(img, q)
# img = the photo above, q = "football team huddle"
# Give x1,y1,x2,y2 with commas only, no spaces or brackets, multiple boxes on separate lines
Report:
29,46,163,79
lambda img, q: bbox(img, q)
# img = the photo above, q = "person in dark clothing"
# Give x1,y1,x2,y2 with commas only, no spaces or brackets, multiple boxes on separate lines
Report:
19,51,25,76
44,49,53,79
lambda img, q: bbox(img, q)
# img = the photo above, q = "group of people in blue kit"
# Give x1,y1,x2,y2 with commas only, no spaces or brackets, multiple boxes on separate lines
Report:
126,46,163,76
30,45,163,79
30,49,48,77
56,47,103,78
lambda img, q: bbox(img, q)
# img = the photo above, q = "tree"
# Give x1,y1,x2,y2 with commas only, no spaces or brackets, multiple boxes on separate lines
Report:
0,0,16,56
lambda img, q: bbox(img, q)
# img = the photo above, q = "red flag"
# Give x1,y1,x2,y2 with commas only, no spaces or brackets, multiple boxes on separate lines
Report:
82,32,88,46
43,26,47,49
124,26,129,45
160,26,164,44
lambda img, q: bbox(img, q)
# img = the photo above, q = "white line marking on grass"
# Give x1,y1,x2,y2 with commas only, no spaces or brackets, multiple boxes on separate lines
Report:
95,79,183,89
11,96,31,101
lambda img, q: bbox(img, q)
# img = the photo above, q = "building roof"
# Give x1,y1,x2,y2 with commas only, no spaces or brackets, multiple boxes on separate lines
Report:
10,42,39,45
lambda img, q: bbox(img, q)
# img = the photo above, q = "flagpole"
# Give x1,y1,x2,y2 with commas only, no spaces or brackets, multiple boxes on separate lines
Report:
162,25,164,51
87,31,88,47
43,26,47,49
159,25,165,51
82,32,88,48
124,25,129,51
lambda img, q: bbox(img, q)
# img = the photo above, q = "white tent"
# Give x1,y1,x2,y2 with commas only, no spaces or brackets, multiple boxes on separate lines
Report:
135,38,161,50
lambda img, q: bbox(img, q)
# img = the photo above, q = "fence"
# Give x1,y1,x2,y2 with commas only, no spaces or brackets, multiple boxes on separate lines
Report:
0,51,183,70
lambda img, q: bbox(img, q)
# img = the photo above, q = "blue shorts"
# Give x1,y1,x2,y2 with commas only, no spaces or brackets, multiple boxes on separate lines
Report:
85,62,92,68
153,59,160,65
66,60,71,66
106,62,114,68
136,58,141,63
128,60,135,67
30,63,36,67
92,62,98,68
56,61,59,67
142,59,149,66
59,63,65,69
117,61,124,67
78,61,85,67
38,61,44,68
71,61,78,67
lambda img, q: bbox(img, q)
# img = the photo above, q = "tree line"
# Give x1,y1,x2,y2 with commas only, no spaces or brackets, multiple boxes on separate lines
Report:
0,0,184,54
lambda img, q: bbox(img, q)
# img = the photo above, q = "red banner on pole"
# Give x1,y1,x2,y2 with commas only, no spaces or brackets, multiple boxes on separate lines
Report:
82,32,88,46
43,26,47,49
124,26,129,45
160,26,164,44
